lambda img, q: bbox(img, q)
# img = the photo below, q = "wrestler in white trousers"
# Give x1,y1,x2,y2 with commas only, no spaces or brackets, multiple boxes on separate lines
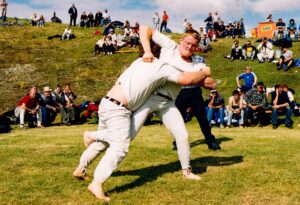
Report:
79,94,191,183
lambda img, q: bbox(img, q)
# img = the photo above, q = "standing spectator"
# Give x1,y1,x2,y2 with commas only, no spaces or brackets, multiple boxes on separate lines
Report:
102,9,110,26
199,33,212,53
257,37,274,63
245,82,267,126
14,87,43,129
271,85,293,129
287,19,298,41
227,90,245,128
94,11,103,27
236,66,257,93
242,40,256,61
277,45,294,71
1,0,8,21
175,55,221,150
37,15,45,27
40,86,58,126
160,10,169,33
212,11,220,31
274,18,286,40
153,12,160,30
68,3,77,26
53,85,75,125
207,90,225,128
204,12,213,32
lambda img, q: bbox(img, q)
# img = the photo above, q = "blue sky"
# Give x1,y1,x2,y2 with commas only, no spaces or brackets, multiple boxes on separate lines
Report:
7,0,300,34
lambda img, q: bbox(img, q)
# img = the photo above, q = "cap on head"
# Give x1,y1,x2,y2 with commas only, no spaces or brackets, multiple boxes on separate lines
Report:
43,86,52,92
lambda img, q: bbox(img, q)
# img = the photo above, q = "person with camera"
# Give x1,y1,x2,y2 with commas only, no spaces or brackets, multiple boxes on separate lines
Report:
271,85,293,129
257,37,274,63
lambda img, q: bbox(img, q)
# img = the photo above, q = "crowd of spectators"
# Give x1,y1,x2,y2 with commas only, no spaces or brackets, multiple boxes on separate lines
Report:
14,84,99,129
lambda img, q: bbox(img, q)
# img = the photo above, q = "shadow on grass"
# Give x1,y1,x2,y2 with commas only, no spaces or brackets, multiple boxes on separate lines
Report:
109,155,243,194
190,136,233,148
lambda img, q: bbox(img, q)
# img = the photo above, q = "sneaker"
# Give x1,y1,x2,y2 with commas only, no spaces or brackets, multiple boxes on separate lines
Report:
285,124,293,129
37,124,45,128
273,125,278,129
20,124,25,129
220,124,225,129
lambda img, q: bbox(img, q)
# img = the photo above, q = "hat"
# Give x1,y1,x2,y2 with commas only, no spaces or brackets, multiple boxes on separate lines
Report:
236,87,241,92
257,82,264,87
109,28,114,32
228,21,232,24
210,89,217,93
43,86,52,92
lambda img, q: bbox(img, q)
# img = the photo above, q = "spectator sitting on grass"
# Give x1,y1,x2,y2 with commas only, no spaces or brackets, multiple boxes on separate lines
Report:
94,36,106,55
129,29,139,47
87,12,94,28
245,82,267,126
276,45,294,71
14,86,43,129
242,40,256,61
40,86,58,126
257,37,274,63
274,18,286,41
287,19,298,41
216,21,226,38
80,11,87,27
107,29,117,49
94,11,103,27
116,30,126,48
282,84,299,112
271,85,293,129
227,90,245,128
52,85,74,126
104,35,115,54
226,40,242,61
225,21,234,38
207,90,225,128
62,26,75,40
37,15,45,27
30,13,38,26
236,66,257,93
199,32,212,53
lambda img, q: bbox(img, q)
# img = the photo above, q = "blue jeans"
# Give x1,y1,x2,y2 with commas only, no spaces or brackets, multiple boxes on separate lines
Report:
272,107,292,125
207,107,224,125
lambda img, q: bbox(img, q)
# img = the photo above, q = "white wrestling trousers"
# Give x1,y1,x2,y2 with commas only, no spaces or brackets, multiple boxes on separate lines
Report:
79,94,191,178
86,98,132,183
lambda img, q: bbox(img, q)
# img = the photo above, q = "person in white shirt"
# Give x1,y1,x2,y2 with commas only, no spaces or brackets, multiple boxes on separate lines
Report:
257,37,274,63
74,45,212,201
227,90,245,128
62,26,72,40
153,11,160,30
277,46,294,71
101,9,110,26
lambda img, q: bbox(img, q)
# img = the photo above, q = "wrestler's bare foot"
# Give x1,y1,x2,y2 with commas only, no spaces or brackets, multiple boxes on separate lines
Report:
73,165,89,180
88,182,110,202
182,168,201,180
83,131,96,147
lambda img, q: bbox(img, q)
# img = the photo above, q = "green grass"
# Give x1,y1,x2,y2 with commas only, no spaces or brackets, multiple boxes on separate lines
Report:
1,21,300,113
0,120,300,204
1,21,300,204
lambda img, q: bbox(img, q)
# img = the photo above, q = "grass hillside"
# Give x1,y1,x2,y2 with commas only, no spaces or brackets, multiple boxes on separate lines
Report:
0,21,300,205
1,21,300,113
